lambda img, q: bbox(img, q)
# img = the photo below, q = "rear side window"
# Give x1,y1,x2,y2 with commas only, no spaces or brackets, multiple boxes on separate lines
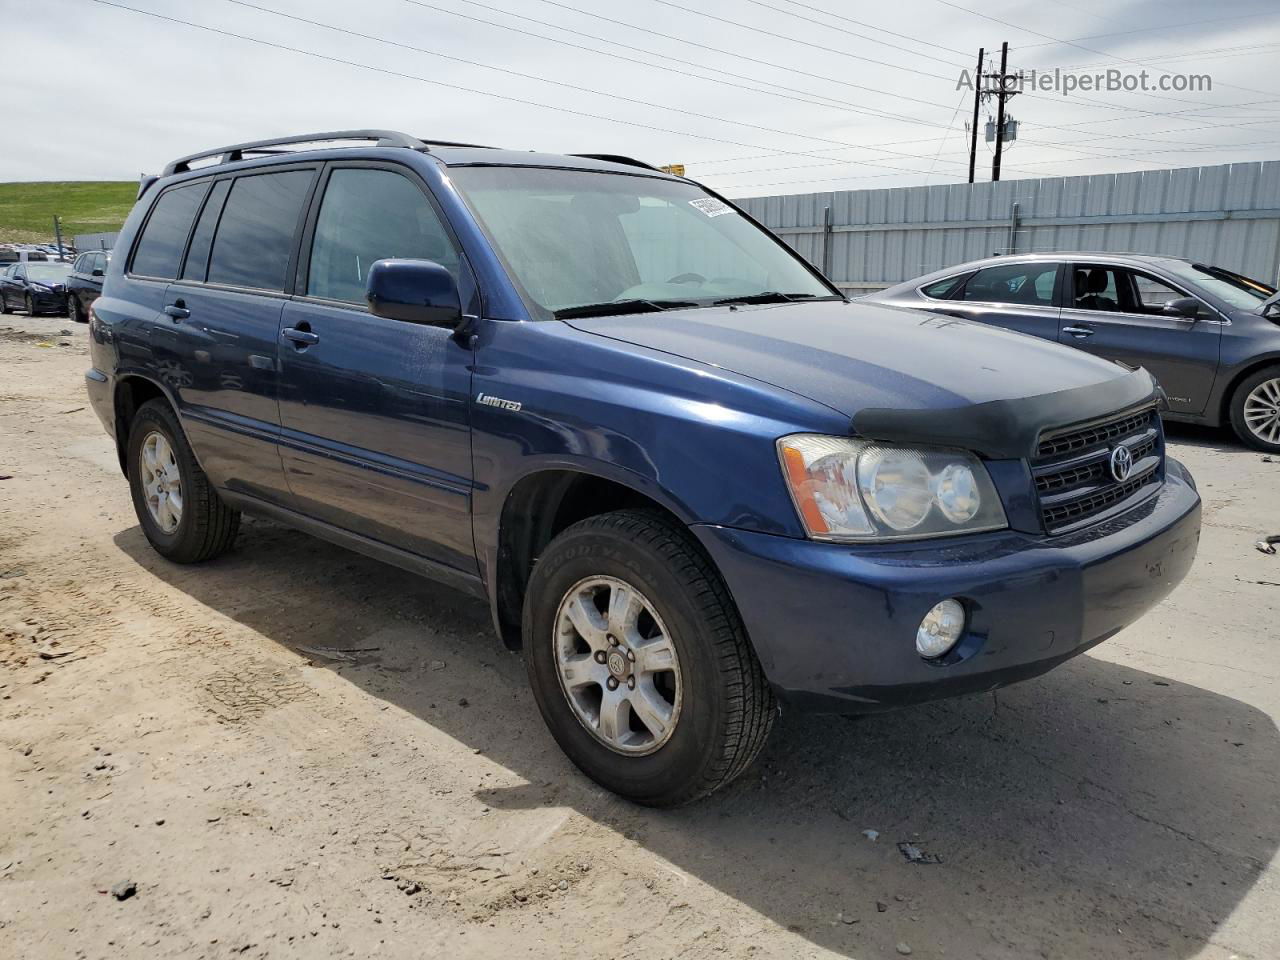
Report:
207,171,313,291
920,274,968,299
131,183,207,279
306,168,460,304
962,263,1058,306
181,179,231,282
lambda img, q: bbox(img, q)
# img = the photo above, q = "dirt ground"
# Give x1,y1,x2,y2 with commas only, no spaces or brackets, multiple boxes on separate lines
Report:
1,313,1278,960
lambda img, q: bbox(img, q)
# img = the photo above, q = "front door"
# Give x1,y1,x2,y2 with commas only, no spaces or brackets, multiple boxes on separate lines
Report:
276,163,476,574
1057,264,1222,415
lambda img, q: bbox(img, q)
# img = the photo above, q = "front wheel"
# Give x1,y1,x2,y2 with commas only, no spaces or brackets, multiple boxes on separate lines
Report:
68,294,86,322
23,293,35,316
523,510,775,806
127,399,240,562
1229,365,1280,453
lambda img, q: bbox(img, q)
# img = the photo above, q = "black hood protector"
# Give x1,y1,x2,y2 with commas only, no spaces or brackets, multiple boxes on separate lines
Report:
853,366,1163,460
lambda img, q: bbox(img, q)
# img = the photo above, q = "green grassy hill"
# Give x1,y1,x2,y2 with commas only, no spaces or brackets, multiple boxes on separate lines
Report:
0,181,135,245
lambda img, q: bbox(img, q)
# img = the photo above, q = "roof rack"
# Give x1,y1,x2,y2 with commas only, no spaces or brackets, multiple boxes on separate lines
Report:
162,130,429,177
569,154,664,172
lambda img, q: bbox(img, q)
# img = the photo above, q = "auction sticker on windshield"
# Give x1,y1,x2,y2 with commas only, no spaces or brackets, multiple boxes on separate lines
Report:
689,197,733,217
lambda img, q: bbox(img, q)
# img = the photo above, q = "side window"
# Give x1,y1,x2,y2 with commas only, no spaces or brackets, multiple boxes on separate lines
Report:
921,274,968,299
207,170,314,291
130,183,207,280
962,263,1058,306
181,179,231,282
73,254,87,272
306,168,460,304
1128,271,1203,316
1072,267,1121,312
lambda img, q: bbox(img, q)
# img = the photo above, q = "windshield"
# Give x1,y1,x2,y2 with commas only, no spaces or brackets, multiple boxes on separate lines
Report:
1161,261,1276,311
26,263,71,283
449,167,835,318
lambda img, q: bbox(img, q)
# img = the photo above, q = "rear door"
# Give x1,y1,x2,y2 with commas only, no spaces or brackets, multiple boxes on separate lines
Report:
276,162,477,573
926,260,1063,341
158,166,318,505
1057,263,1222,415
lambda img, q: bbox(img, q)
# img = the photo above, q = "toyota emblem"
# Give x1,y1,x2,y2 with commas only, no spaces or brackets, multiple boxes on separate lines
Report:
1109,445,1133,482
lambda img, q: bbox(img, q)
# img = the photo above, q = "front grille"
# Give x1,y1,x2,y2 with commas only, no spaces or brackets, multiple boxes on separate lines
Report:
1032,406,1163,534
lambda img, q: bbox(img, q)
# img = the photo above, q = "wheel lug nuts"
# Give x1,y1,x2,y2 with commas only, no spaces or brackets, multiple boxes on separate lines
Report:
627,676,635,690
594,651,607,664
626,650,635,662
607,635,618,646
606,677,619,690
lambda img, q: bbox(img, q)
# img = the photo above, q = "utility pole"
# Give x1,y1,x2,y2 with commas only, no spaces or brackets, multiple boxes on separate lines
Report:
53,215,64,260
968,46,984,184
990,41,1018,182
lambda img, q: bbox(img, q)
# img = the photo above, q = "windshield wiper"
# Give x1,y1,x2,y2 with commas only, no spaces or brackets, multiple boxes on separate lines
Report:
712,291,828,306
553,298,697,320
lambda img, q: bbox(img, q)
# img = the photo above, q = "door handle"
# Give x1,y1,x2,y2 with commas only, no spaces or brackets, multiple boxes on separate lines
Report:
164,302,190,321
282,326,319,347
1062,325,1094,338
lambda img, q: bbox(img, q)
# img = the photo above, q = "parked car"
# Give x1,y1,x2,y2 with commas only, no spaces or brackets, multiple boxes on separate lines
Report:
85,131,1201,805
0,246,50,265
866,253,1280,452
66,250,110,322
0,260,71,315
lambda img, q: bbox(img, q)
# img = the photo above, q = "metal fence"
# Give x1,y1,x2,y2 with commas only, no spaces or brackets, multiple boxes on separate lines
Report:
735,161,1280,294
74,232,119,251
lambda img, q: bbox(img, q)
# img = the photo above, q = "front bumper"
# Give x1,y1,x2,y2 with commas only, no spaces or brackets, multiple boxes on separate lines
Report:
691,460,1201,713
28,288,67,312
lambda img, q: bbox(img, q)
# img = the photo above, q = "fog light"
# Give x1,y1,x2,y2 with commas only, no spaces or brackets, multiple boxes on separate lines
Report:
916,599,965,659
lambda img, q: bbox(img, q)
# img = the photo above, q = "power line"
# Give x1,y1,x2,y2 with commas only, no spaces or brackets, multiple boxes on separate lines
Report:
765,0,972,58
932,0,1280,104
406,0,950,129
222,0,1009,179
739,0,971,67
82,0,982,183
517,0,960,110
640,0,957,80
1011,9,1280,51
444,0,1276,163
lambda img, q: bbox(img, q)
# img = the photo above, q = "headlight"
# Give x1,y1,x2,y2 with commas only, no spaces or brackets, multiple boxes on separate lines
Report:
777,434,1007,541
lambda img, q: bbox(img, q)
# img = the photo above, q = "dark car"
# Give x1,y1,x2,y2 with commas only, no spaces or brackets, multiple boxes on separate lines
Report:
84,131,1200,805
866,253,1280,452
0,260,71,315
66,250,110,322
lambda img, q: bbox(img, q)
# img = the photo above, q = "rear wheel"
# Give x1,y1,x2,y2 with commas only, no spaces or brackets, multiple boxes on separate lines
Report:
1229,365,1280,453
523,509,774,806
126,399,240,562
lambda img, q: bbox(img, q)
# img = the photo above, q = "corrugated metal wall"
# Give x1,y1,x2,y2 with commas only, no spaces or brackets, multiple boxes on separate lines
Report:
73,232,119,251
735,161,1280,293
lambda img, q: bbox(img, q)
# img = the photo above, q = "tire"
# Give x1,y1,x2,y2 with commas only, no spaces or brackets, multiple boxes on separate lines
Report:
23,293,35,316
523,509,775,806
0,294,10,315
1228,365,1280,453
126,398,240,563
68,294,85,323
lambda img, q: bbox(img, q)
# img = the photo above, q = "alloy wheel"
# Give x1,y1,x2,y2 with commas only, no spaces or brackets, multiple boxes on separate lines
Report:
139,431,184,534
553,576,682,756
1243,377,1280,446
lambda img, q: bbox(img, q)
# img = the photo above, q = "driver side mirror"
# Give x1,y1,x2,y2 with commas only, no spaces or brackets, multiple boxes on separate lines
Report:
91,268,104,278
366,259,461,328
1162,296,1200,319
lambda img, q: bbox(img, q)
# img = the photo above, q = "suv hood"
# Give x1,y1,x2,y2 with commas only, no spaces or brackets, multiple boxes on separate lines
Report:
565,299,1159,459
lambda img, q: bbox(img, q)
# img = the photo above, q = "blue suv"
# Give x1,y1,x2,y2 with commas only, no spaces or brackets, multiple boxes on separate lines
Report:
86,131,1202,805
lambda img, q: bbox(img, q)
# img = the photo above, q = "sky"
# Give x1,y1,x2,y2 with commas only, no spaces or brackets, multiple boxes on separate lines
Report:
5,0,1280,197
